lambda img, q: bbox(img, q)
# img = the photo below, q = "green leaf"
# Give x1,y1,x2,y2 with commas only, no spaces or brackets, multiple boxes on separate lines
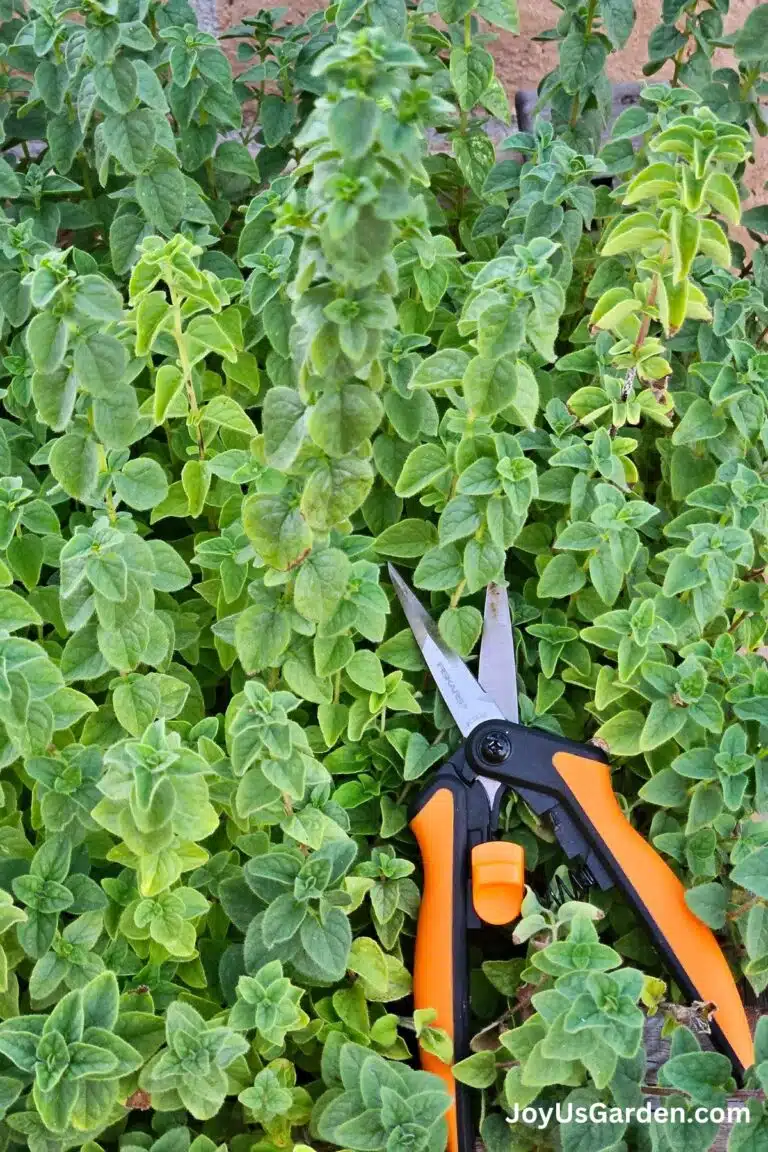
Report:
438,605,482,657
639,700,687,752
187,315,241,364
686,782,722,835
463,356,518,417
104,109,156,174
560,1088,627,1151
482,959,525,995
0,158,21,199
110,212,149,275
72,276,123,324
243,494,312,571
670,211,701,284
299,908,352,983
347,936,389,997
658,1050,732,1105
307,385,383,458
98,615,149,672
395,444,450,498
2,16,765,1137
741,205,768,235
114,457,168,510
595,710,645,757
135,154,185,233
702,172,741,226
414,262,448,312
94,56,137,114
449,46,494,111
264,388,306,469
414,544,464,590
457,132,496,197
601,0,635,49
464,538,504,593
368,0,406,34
734,5,768,61
347,650,386,694
86,550,127,602
410,349,471,391
73,333,127,397
295,550,351,623
375,519,438,558
402,733,447,782
756,1016,768,1064
146,539,191,591
149,367,183,426
638,768,689,807
259,94,296,148
437,0,475,21
588,542,623,606
559,30,608,95
556,522,603,551
302,456,373,532
328,96,380,159
181,460,211,518
93,385,140,450
61,624,110,682
236,606,291,674
36,115,77,180
26,312,67,373
135,292,172,356
475,0,519,33
452,1050,498,1088
49,434,99,501
0,590,43,632
112,677,161,737
507,359,539,428
732,848,768,900
684,883,728,930
202,395,256,437
538,554,586,599
262,893,306,945
671,398,727,446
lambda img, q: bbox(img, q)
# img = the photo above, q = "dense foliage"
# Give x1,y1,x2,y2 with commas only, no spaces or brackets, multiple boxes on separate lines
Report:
0,0,766,1149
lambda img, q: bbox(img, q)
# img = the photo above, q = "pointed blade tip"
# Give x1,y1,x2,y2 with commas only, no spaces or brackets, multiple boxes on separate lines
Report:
385,567,506,735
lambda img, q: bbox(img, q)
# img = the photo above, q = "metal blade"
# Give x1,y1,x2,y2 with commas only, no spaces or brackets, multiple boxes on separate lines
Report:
479,583,519,724
387,564,504,738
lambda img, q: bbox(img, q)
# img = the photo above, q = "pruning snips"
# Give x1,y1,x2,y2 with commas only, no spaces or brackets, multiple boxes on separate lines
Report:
388,565,753,1152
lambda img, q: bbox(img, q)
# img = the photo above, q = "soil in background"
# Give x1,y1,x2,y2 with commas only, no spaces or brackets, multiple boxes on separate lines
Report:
217,0,768,210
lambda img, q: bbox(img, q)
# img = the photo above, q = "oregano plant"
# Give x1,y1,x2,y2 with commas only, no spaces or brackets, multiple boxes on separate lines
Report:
0,0,765,1150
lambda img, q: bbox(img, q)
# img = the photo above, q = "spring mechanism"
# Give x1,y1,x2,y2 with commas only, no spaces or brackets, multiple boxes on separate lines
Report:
535,861,595,910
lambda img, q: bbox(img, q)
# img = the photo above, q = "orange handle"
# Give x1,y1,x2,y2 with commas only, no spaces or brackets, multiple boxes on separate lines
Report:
411,787,465,1152
410,772,524,1152
553,752,754,1073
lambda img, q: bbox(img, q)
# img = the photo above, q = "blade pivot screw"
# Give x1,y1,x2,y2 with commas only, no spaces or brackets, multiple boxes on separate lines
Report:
480,732,511,764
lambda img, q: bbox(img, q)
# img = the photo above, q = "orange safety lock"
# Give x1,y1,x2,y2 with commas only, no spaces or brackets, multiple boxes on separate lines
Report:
470,841,525,925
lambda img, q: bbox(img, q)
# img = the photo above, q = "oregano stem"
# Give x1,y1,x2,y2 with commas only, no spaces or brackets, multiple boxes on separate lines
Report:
634,274,660,352
170,289,205,460
450,579,466,608
98,445,117,524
